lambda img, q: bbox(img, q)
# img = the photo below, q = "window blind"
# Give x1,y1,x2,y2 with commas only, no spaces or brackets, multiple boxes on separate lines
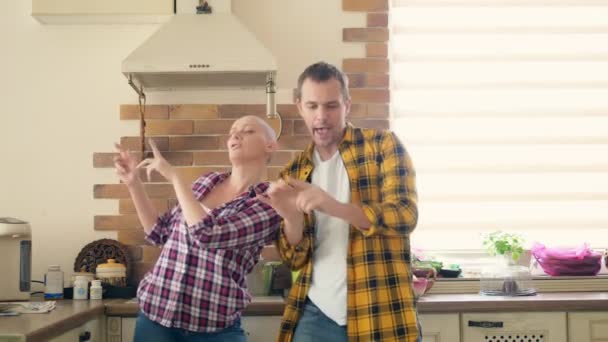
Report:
390,0,608,249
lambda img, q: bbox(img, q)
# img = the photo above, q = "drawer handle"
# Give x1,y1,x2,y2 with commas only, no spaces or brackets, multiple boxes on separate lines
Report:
468,320,504,328
79,331,91,342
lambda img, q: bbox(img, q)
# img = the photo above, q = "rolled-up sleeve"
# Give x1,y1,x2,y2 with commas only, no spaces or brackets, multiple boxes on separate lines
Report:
358,131,418,238
275,217,313,271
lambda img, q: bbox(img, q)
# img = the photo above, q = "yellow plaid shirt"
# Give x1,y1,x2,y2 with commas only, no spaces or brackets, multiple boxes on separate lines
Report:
275,124,420,341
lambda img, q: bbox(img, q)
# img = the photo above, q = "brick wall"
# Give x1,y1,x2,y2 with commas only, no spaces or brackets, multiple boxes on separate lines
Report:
93,0,390,285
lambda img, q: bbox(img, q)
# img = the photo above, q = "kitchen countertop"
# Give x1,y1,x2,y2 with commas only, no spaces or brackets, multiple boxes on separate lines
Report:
3,293,608,340
105,292,608,317
0,300,106,342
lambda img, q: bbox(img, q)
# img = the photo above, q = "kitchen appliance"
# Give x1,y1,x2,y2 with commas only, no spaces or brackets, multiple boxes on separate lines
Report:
262,261,291,297
0,217,32,301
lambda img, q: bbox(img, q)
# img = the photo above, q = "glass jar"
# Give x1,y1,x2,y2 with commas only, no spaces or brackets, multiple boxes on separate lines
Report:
480,257,536,296
96,259,126,287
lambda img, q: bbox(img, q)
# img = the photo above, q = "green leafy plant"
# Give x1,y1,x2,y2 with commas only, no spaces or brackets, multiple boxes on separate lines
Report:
482,231,525,262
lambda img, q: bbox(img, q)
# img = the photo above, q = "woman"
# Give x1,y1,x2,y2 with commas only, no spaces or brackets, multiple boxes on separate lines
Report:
114,115,281,341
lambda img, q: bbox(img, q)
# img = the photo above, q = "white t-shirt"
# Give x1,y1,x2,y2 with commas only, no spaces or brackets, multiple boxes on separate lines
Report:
307,149,351,326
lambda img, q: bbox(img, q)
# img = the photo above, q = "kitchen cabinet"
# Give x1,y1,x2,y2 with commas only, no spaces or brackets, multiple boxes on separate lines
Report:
419,313,460,342
114,316,282,341
462,312,567,342
48,316,105,342
568,312,608,342
31,0,173,24
121,317,136,342
242,316,282,342
106,317,136,342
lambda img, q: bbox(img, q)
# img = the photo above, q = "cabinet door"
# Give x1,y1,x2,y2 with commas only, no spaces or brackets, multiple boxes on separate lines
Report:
49,316,104,342
569,312,608,342
419,314,460,342
31,0,172,24
122,317,137,342
32,0,172,16
241,316,282,342
462,312,567,342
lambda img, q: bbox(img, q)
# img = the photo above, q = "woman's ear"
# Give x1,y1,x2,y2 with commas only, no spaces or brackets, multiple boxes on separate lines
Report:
265,139,278,153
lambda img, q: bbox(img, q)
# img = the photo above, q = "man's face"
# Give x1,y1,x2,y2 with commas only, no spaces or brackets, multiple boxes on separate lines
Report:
296,78,351,152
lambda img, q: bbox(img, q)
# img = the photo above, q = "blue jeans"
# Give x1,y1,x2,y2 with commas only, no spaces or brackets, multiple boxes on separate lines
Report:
133,312,246,342
293,299,347,342
293,298,423,342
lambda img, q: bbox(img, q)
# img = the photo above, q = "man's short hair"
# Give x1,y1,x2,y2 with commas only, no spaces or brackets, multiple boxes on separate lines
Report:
295,61,350,102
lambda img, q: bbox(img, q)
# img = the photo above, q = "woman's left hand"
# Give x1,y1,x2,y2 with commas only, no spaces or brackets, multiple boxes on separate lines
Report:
137,139,177,183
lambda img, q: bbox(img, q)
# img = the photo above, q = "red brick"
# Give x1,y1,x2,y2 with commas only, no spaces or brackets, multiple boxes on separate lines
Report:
277,104,300,119
193,151,231,165
218,104,266,118
169,104,218,119
143,166,228,184
343,0,388,12
142,246,162,263
343,28,388,42
146,120,193,136
269,152,295,166
293,120,309,136
119,199,171,214
367,12,388,27
277,135,311,150
350,88,390,103
169,136,220,151
127,245,143,261
194,120,234,135
349,104,368,117
367,104,390,118
120,105,169,120
346,74,366,88
344,58,389,73
366,74,390,88
366,43,388,58
351,119,390,130
117,230,147,246
345,73,389,88
94,184,175,199
120,137,169,152
94,215,141,230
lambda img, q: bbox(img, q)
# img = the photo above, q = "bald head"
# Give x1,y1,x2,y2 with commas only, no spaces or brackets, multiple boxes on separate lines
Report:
235,115,277,142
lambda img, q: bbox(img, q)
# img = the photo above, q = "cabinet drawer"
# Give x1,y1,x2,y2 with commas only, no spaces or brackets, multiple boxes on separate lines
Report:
462,312,567,342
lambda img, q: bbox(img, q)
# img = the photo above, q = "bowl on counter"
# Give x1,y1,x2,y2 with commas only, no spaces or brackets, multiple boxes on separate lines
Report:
412,266,436,299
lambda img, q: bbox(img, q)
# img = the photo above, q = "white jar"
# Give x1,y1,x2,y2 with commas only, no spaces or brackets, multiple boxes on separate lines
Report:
73,276,89,300
44,265,64,299
90,280,102,300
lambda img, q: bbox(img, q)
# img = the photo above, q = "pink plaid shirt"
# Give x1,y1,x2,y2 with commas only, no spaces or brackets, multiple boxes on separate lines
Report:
137,172,281,332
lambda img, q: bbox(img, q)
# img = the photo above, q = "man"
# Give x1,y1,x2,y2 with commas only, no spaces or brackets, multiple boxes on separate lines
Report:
114,115,282,341
259,62,420,341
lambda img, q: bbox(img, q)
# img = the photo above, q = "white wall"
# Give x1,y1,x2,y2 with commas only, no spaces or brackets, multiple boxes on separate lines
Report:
0,1,363,286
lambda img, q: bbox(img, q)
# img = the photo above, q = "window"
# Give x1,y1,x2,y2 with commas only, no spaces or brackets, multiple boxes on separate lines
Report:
390,0,608,251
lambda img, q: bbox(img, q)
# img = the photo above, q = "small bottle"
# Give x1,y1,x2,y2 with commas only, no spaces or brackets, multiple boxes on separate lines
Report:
90,280,102,300
44,265,64,299
73,276,88,300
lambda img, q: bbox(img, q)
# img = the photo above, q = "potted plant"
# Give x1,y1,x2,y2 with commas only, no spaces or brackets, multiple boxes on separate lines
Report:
483,230,525,265
481,231,529,295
